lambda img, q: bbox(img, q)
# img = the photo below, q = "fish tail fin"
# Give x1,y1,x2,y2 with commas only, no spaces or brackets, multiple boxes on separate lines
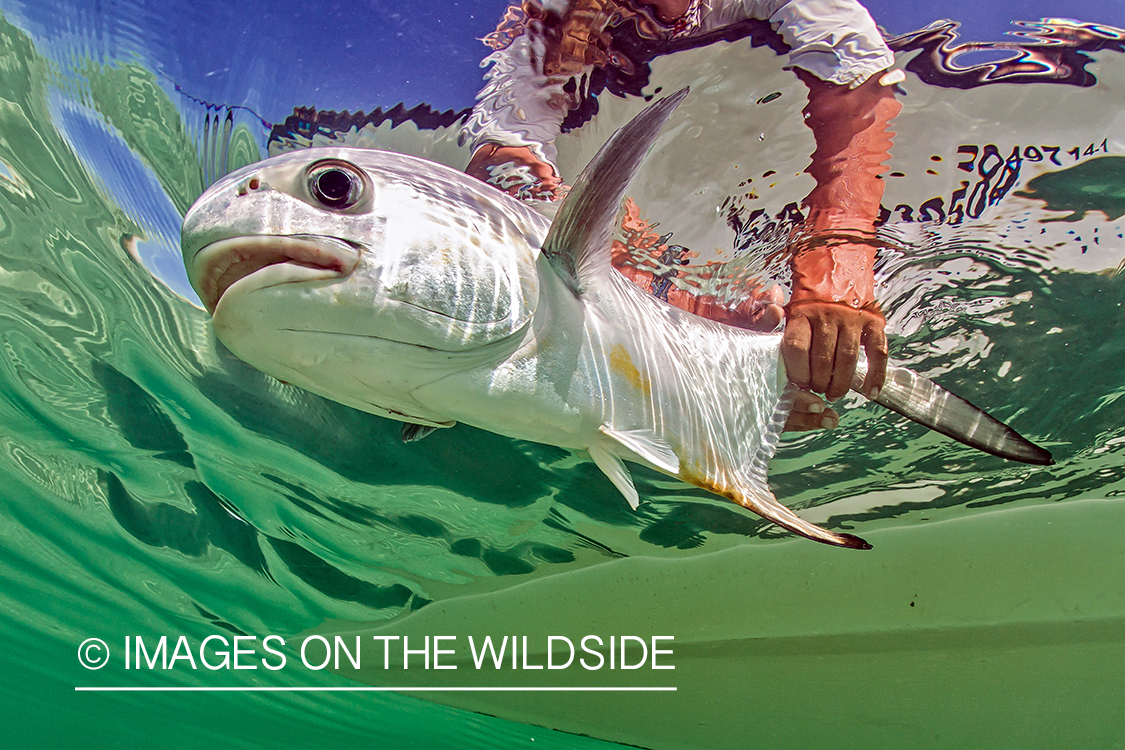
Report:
858,364,1054,465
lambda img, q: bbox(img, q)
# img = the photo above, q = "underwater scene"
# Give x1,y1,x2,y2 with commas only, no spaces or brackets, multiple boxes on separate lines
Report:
1,0,1123,747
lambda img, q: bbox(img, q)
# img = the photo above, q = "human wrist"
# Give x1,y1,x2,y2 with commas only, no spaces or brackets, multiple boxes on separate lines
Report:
788,241,879,310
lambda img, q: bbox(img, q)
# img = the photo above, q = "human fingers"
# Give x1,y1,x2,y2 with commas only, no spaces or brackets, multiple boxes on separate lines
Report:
861,317,889,399
742,285,786,332
783,390,839,432
744,302,784,333
827,319,861,401
806,314,838,395
781,315,812,389
746,286,785,331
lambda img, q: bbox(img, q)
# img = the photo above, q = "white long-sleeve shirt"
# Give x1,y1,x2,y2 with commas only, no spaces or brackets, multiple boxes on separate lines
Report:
460,0,894,166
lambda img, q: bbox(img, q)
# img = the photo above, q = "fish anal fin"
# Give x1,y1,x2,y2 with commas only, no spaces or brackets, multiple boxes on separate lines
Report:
589,444,640,510
599,425,680,475
732,485,872,550
681,466,871,550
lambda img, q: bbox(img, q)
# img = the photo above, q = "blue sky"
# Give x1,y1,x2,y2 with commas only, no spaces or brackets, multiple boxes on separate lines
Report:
862,0,1125,38
7,0,1125,120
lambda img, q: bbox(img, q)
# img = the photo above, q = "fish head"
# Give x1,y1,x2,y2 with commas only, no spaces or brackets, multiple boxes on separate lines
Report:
181,147,544,420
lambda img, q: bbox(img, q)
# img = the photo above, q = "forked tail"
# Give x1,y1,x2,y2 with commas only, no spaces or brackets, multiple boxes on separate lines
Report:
724,358,1054,551
855,360,1054,465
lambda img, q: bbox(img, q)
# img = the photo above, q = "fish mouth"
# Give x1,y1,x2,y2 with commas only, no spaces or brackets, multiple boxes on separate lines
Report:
191,235,361,313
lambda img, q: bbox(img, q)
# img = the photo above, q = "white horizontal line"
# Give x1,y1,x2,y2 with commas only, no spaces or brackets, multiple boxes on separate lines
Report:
75,686,676,692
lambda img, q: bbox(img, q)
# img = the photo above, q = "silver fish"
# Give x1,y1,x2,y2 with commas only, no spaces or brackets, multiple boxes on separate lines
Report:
181,88,1051,549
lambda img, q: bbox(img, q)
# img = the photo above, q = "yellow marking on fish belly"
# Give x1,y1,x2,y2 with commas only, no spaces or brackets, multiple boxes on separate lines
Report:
608,344,651,396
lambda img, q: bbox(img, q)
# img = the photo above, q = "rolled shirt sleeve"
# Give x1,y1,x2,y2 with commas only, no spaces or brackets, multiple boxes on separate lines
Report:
461,0,895,162
698,0,894,87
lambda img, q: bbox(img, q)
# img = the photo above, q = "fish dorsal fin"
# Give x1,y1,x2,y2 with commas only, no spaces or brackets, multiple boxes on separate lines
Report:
599,425,680,475
542,87,689,295
589,444,640,510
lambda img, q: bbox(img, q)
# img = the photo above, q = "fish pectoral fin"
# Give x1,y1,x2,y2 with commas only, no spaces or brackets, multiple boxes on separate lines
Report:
732,484,872,550
541,87,689,295
854,361,1054,465
589,444,640,510
599,425,680,475
367,399,455,430
401,423,445,443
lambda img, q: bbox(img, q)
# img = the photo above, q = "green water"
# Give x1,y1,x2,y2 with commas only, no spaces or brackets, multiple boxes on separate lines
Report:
0,15,621,748
1,10,1124,749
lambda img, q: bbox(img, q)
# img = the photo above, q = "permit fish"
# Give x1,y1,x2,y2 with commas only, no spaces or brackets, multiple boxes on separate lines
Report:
181,88,1051,549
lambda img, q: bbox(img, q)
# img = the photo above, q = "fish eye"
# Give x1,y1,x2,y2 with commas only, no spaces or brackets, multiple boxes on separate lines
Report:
307,161,364,210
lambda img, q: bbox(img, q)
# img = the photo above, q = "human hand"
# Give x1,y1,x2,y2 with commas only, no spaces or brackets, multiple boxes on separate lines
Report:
678,283,784,333
783,389,840,432
784,68,899,426
781,299,887,403
465,144,568,201
731,289,784,333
